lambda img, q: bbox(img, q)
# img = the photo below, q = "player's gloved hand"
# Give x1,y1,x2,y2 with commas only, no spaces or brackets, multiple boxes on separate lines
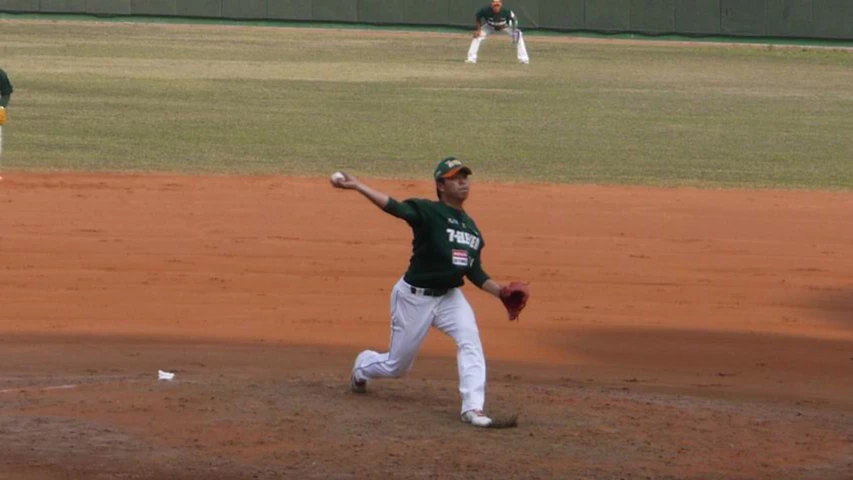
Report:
0,107,6,126
473,29,481,38
499,282,530,321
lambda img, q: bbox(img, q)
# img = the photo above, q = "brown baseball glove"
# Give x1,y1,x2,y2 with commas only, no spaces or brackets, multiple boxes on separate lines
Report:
499,282,530,321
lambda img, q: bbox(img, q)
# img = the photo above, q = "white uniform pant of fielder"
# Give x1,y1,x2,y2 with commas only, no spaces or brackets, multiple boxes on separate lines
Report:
353,278,487,414
467,25,530,64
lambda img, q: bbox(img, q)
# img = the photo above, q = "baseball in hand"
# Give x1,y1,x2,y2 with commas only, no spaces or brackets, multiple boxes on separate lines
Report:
330,171,346,187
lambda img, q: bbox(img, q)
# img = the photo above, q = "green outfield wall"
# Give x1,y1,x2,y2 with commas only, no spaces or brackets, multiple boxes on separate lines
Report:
1,0,852,40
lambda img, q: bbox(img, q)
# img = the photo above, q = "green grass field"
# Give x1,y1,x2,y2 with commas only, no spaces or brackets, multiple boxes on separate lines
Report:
2,19,852,188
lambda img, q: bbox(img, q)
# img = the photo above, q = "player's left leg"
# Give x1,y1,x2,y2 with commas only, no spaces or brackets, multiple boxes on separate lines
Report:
432,289,486,417
505,28,529,64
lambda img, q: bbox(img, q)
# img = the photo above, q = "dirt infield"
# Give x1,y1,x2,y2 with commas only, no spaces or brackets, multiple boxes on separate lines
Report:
1,173,851,479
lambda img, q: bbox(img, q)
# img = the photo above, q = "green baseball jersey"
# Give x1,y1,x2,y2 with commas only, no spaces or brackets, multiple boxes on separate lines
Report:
0,68,12,108
476,6,517,29
384,198,490,290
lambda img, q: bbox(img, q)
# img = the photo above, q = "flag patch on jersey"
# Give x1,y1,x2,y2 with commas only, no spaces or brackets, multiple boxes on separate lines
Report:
452,249,469,267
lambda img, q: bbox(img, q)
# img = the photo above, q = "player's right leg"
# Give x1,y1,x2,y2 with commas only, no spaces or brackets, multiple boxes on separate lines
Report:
466,25,493,63
350,278,436,392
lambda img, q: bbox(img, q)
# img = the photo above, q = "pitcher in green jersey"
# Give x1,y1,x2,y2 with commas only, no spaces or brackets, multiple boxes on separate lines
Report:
332,157,516,427
466,0,530,64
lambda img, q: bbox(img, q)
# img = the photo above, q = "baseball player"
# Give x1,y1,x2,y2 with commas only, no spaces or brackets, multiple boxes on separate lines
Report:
331,157,529,428
466,0,530,64
0,67,12,125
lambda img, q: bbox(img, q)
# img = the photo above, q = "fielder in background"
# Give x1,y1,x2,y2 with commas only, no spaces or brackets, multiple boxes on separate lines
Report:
466,0,530,64
0,67,12,125
331,157,529,428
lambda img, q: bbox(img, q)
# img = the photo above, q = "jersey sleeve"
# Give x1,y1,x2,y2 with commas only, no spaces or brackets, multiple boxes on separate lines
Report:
383,198,424,226
465,243,491,288
0,71,11,96
0,70,11,108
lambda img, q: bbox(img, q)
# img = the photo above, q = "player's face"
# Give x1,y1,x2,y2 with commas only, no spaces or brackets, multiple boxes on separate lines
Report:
440,172,470,202
491,3,501,13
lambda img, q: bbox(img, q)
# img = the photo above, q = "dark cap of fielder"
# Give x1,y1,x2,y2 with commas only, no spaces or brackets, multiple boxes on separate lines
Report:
434,156,473,180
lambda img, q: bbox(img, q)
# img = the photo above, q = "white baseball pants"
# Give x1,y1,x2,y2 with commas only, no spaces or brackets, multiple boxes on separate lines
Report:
352,278,486,414
467,25,530,63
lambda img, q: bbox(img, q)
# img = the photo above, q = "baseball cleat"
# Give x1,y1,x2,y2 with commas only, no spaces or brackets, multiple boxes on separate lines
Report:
350,372,367,394
519,60,529,65
460,409,492,427
350,351,369,394
465,59,476,64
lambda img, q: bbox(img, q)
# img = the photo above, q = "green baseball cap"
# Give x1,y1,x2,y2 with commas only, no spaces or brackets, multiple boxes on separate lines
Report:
434,156,472,180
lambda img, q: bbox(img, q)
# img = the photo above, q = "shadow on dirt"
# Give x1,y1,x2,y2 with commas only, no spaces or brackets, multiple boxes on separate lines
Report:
549,326,852,377
805,286,853,328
